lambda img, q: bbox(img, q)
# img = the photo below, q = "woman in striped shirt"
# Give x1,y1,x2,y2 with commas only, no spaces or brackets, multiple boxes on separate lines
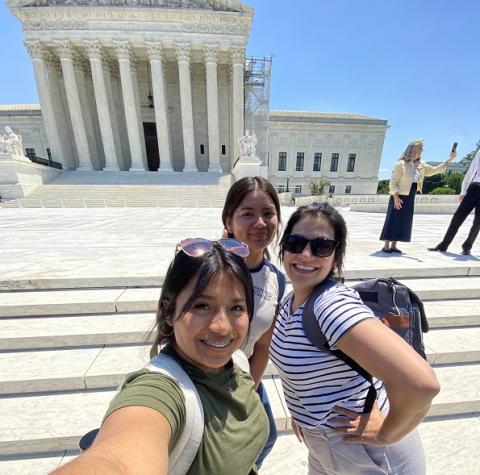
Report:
270,202,440,474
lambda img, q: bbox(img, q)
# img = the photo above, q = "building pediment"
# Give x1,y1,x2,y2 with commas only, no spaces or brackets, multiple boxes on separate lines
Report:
8,0,252,13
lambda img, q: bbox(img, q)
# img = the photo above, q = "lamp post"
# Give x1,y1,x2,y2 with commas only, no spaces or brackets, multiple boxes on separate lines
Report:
285,177,290,192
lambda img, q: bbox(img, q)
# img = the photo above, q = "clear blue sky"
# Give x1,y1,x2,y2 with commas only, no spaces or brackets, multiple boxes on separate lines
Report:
1,0,478,178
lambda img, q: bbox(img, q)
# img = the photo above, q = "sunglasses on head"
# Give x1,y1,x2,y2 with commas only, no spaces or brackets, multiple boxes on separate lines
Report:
283,234,338,257
176,238,249,258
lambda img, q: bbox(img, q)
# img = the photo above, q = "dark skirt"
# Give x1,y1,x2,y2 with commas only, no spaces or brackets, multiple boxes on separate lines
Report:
379,183,417,242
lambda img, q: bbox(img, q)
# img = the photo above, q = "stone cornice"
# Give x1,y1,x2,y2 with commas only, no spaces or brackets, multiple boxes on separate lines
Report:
14,6,252,36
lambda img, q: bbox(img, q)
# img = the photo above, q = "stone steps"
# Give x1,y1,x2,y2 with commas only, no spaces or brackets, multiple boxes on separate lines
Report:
1,276,479,318
1,270,479,464
0,363,477,456
1,298,478,351
0,334,478,396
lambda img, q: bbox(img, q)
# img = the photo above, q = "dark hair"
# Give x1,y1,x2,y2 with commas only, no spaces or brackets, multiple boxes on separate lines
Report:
279,202,347,280
221,177,281,259
150,242,254,357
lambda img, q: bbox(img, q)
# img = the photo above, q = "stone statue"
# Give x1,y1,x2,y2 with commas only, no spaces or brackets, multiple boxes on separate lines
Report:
0,127,24,157
239,129,257,158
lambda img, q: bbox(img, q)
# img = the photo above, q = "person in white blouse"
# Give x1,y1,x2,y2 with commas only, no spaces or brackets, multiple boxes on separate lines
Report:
429,148,480,255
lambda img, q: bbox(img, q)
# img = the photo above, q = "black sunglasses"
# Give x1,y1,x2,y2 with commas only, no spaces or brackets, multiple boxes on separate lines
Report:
283,234,338,257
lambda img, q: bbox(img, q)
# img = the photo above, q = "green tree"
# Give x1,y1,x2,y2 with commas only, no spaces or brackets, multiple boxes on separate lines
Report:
423,174,446,194
310,178,330,195
377,179,389,194
459,140,480,168
444,173,463,194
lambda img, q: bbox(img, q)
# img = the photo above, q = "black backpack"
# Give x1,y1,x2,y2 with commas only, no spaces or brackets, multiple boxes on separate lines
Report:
302,277,429,412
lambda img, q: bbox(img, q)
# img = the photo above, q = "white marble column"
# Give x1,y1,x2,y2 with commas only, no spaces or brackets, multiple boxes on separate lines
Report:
175,42,196,171
103,60,126,170
114,41,146,171
146,41,173,171
54,40,93,170
84,41,120,171
130,59,148,168
25,41,66,167
43,52,77,170
203,45,221,172
230,46,245,166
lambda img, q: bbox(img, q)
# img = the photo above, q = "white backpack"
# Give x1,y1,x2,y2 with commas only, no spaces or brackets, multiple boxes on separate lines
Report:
145,351,250,475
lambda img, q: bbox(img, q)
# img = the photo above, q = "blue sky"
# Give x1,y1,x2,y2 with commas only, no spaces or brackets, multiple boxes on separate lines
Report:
1,0,478,179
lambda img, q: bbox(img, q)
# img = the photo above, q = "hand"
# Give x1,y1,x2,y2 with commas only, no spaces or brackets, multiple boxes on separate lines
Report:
447,151,457,162
459,195,465,202
330,403,389,447
291,419,303,443
393,195,403,210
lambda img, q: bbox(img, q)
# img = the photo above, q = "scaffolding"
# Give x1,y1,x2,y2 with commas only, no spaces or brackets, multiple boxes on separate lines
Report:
244,56,272,168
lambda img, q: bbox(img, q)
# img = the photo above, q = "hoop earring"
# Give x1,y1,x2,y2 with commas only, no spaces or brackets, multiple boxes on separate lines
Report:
159,322,174,337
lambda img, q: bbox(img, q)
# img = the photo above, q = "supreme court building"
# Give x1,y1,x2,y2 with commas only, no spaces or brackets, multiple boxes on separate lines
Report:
2,0,389,195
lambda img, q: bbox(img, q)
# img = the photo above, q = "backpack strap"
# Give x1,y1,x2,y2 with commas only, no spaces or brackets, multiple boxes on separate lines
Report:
302,278,377,413
271,264,287,305
146,354,204,475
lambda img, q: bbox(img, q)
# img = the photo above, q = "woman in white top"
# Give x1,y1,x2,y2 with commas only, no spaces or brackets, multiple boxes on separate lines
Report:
380,139,455,253
271,202,440,474
222,176,286,468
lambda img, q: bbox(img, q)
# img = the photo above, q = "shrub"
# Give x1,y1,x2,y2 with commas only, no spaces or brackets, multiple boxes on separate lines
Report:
430,187,456,195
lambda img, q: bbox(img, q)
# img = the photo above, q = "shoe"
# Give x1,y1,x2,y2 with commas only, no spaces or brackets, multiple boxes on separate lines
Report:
461,248,471,256
428,246,446,252
391,248,402,253
381,248,392,253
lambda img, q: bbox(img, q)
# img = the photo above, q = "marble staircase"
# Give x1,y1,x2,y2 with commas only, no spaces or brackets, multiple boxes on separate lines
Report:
0,272,479,473
0,170,233,208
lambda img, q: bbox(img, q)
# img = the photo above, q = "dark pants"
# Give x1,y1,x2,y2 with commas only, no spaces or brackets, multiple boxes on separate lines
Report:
255,381,278,468
437,182,480,252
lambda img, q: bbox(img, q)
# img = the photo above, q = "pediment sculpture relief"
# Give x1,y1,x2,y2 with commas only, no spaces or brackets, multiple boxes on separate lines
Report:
17,0,248,12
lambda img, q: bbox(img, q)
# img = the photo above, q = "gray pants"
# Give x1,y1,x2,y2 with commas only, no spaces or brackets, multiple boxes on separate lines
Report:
301,426,425,475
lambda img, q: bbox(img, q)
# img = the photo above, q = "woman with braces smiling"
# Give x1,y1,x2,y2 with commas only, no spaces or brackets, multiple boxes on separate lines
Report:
54,238,269,475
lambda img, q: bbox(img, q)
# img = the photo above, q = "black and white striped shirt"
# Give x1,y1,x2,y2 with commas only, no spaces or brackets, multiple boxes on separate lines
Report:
270,283,389,429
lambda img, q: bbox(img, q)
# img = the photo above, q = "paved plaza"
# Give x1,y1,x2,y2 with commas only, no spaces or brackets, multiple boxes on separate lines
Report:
0,206,479,475
0,206,478,289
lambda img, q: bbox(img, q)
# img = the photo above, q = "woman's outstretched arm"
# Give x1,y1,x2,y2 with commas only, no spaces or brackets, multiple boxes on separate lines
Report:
51,406,171,475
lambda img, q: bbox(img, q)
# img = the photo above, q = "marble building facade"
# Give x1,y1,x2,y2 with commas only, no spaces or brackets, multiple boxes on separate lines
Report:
2,0,389,195
6,0,252,173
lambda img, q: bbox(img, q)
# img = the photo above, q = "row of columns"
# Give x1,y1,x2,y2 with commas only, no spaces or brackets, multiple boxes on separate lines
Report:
25,39,245,172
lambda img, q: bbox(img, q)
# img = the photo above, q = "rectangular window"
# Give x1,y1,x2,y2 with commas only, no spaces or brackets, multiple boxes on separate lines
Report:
330,153,339,172
278,152,287,171
294,185,302,194
345,185,352,194
296,152,304,171
221,145,226,155
277,185,286,193
25,148,36,159
347,154,356,172
329,185,335,194
200,144,205,155
313,152,322,171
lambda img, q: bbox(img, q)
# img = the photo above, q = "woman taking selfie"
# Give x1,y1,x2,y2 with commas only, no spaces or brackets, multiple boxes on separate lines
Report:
221,176,285,467
270,202,440,474
380,139,456,253
54,239,268,474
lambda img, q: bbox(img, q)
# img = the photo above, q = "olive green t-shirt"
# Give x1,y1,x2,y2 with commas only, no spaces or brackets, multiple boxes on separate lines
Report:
104,346,269,475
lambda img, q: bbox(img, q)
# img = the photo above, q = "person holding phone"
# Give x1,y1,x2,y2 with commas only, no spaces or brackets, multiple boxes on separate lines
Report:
429,147,480,255
380,139,456,253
